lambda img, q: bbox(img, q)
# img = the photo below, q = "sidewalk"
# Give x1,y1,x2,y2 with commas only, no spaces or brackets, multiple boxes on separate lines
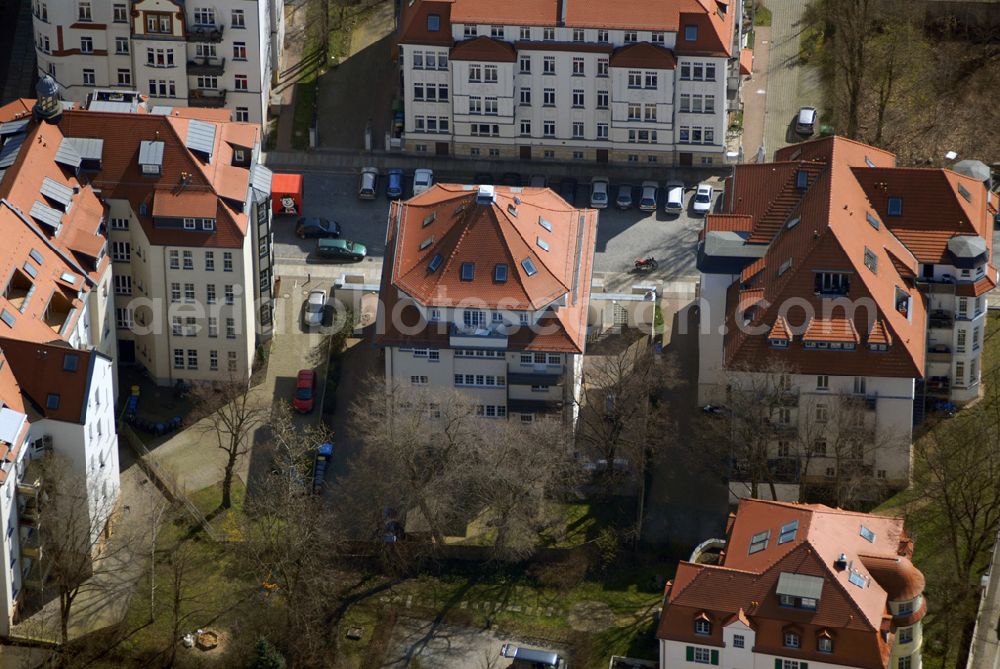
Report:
740,27,771,162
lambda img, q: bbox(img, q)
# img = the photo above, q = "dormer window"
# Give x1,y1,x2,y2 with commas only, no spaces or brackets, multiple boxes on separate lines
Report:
769,338,788,348
426,14,440,31
694,618,711,636
816,272,849,295
138,140,164,176
684,24,698,41
887,197,902,216
783,631,800,649
818,636,833,653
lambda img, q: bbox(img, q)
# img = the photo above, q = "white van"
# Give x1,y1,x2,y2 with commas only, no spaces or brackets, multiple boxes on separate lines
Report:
664,180,685,214
358,167,378,200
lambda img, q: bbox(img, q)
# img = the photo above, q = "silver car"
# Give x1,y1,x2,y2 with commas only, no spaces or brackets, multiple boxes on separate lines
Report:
303,290,326,327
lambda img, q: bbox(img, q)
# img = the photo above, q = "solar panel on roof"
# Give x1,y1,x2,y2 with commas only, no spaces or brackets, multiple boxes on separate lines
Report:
54,138,83,168
0,118,29,137
40,177,74,210
0,133,26,168
138,140,164,166
185,120,217,158
29,200,64,229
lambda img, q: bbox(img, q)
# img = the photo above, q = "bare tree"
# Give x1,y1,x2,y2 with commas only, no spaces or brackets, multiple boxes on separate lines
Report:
575,338,667,542
346,378,581,560
38,455,136,644
165,541,210,666
190,379,267,509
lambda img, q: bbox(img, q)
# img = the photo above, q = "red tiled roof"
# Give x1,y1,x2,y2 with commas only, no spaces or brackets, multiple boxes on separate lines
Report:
450,0,559,26
768,316,790,341
450,36,517,62
716,136,934,379
706,213,754,234
376,184,597,354
609,43,677,69
801,318,859,343
955,273,997,297
0,337,98,424
151,189,219,218
658,500,922,669
398,0,455,45
867,320,892,346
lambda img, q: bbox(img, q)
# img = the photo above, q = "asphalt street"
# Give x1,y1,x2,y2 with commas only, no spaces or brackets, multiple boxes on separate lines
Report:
271,171,715,285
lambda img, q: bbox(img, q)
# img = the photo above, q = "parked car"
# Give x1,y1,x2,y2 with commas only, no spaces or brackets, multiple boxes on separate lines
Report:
664,180,685,214
639,181,659,211
316,238,367,262
303,289,326,327
529,174,547,188
693,183,714,215
413,168,434,195
590,176,609,209
501,172,522,187
358,167,378,200
293,369,317,413
795,106,817,135
474,172,494,185
558,178,578,206
295,217,341,239
386,168,404,199
615,184,634,209
500,643,566,669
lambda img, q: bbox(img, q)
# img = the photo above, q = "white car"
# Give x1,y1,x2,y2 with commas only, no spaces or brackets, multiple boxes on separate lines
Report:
413,169,434,195
590,177,609,209
639,181,659,212
693,184,714,215
303,289,326,327
664,180,685,214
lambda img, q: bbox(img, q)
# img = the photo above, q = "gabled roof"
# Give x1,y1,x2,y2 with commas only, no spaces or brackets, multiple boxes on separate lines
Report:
449,36,517,62
398,0,456,46
609,43,677,69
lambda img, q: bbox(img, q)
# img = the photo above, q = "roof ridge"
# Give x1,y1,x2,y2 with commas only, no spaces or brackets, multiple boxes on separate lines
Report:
494,196,571,305
801,537,882,630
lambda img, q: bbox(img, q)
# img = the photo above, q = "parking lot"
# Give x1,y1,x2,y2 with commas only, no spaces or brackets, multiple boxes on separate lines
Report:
272,170,716,285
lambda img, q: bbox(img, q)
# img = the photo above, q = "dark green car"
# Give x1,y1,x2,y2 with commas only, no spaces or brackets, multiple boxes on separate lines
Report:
316,238,367,262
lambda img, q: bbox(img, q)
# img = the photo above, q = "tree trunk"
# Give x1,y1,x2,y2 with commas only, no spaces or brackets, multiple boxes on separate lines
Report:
221,452,237,509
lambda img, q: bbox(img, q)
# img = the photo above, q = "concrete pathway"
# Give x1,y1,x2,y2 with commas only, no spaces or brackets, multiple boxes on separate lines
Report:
968,529,1000,669
145,274,331,497
275,0,310,150
740,27,771,162
13,452,166,642
760,0,825,159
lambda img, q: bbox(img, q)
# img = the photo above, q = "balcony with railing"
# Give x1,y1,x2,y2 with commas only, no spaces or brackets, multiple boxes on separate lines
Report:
188,89,227,107
186,24,224,42
187,56,226,75
925,375,951,397
449,322,507,350
19,526,41,560
928,310,954,329
927,344,952,363
22,556,50,590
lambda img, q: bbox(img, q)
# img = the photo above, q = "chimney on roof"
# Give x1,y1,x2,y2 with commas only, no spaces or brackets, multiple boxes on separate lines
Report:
476,185,496,206
834,553,848,571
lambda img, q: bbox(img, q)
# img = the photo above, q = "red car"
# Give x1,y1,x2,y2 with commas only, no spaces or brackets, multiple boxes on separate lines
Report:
293,369,317,413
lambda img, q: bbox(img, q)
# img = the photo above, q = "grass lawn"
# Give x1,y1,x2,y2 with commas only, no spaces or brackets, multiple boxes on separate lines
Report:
753,4,772,26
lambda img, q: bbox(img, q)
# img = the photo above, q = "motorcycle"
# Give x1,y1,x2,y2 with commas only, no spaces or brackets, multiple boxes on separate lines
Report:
634,257,658,272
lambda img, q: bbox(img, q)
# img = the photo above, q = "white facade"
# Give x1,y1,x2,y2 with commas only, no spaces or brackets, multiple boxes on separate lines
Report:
32,0,282,126
400,17,735,164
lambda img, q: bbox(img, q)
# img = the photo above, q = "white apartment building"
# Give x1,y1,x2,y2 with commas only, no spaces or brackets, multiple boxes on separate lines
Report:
697,136,998,501
0,93,124,630
31,0,284,126
376,183,598,425
396,0,746,165
659,499,926,669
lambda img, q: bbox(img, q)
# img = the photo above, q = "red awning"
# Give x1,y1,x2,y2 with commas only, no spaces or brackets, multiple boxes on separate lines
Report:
739,48,753,76
271,173,303,215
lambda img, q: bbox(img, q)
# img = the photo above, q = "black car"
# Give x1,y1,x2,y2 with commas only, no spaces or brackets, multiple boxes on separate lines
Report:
296,217,342,239
501,172,522,187
316,238,367,262
558,178,578,206
474,172,494,185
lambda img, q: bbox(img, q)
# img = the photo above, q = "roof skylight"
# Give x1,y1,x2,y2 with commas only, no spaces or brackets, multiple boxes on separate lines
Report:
521,258,538,277
460,262,475,281
859,525,876,543
494,264,508,283
778,520,799,544
428,254,443,273
749,529,770,554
